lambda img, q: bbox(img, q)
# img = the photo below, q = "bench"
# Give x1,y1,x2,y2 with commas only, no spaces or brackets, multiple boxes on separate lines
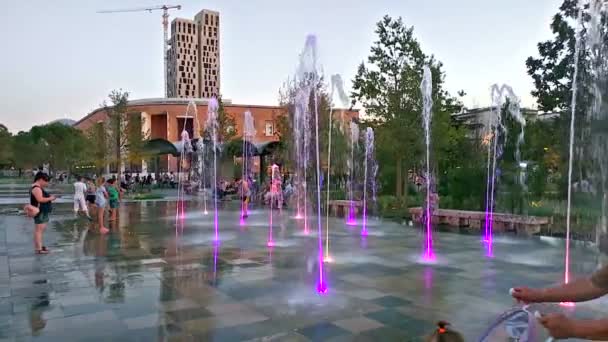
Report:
408,207,551,236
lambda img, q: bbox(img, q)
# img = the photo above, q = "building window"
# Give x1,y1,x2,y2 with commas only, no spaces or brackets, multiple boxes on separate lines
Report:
265,121,274,136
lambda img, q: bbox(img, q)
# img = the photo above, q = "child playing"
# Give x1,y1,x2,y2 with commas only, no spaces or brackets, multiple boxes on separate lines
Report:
107,178,120,222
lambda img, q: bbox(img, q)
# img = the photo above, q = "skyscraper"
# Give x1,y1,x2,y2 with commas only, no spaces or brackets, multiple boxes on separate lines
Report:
166,9,220,99
195,9,220,99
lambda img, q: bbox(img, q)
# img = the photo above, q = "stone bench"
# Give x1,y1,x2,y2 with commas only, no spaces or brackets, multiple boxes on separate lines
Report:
408,207,550,236
328,200,363,218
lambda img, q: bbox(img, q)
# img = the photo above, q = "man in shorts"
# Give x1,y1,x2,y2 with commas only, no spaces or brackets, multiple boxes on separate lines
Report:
73,176,92,220
512,264,608,339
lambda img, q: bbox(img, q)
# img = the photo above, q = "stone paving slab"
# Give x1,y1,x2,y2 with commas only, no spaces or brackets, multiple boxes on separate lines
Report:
0,200,604,341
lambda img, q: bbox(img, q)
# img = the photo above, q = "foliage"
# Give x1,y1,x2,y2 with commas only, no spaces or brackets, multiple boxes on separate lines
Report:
0,124,12,168
277,76,350,174
100,89,149,175
86,121,108,173
7,123,87,173
351,15,467,200
216,94,237,144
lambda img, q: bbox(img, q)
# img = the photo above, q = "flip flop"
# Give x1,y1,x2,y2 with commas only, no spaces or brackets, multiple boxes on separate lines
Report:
35,248,49,255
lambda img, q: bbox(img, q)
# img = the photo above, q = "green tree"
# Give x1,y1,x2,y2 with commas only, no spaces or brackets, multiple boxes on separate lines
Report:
0,124,13,168
86,122,108,174
351,15,464,201
526,0,607,192
30,123,88,174
102,89,149,176
216,94,237,144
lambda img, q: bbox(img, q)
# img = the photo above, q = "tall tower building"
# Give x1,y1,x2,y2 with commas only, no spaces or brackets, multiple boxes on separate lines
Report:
167,18,199,98
194,9,220,99
166,9,220,99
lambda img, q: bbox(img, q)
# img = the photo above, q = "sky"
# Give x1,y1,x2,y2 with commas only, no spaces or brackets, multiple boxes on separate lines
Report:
0,0,561,133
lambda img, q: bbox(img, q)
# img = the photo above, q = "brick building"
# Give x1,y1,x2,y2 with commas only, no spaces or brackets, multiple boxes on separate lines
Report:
74,98,358,173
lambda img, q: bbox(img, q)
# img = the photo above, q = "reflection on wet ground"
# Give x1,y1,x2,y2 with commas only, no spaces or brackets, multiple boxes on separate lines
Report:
0,200,606,341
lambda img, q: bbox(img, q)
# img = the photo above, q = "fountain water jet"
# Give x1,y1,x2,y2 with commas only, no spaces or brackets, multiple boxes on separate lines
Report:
175,101,197,225
362,127,376,236
483,84,525,256
294,87,311,234
346,121,360,226
420,65,435,261
241,110,255,223
295,35,326,293
267,164,280,247
324,74,349,263
206,98,220,243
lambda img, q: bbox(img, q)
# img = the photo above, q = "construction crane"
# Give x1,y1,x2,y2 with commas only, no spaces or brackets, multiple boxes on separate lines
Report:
98,5,182,97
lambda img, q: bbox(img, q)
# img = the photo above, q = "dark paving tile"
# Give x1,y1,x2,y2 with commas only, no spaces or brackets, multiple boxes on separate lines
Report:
372,295,412,308
192,327,249,342
297,322,350,341
166,307,213,323
352,327,415,342
365,309,434,336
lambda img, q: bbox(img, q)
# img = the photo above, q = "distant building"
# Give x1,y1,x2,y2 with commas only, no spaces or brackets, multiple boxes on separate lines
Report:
166,9,220,99
451,107,560,140
73,98,358,173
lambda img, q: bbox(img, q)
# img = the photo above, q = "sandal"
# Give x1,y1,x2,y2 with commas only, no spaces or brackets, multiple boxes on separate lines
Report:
35,247,49,255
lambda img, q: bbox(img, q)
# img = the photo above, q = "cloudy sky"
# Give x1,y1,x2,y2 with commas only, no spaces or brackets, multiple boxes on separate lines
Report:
0,0,561,132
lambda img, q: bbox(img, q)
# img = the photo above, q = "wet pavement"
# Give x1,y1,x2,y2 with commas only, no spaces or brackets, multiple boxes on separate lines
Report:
0,197,607,341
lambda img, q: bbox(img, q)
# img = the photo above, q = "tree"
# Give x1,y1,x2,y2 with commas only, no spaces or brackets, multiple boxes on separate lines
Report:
216,94,237,144
86,122,108,174
12,131,44,171
102,89,149,175
351,15,464,200
0,124,12,168
30,123,88,174
103,89,130,175
527,0,608,192
277,75,349,176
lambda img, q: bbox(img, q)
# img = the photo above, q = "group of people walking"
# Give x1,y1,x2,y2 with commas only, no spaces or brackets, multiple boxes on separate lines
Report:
26,172,122,255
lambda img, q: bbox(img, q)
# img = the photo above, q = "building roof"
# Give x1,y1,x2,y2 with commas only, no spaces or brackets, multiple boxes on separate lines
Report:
74,97,358,128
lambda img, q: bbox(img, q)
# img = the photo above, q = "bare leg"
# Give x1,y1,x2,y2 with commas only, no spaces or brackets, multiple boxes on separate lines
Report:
34,223,46,252
98,207,109,234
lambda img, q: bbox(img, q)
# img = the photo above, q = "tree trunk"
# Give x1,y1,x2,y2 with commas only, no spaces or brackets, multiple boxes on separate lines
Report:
396,156,403,199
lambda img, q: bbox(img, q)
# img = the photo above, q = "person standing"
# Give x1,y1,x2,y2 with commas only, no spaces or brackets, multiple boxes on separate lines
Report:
241,178,251,218
85,178,96,215
106,178,120,222
95,177,110,234
30,172,57,254
73,176,91,220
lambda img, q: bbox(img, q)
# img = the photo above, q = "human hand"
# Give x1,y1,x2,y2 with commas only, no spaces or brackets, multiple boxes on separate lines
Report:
50,195,58,201
538,313,578,339
511,287,544,303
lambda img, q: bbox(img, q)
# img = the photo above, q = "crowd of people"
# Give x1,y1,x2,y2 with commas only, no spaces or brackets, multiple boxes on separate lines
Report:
25,172,125,254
